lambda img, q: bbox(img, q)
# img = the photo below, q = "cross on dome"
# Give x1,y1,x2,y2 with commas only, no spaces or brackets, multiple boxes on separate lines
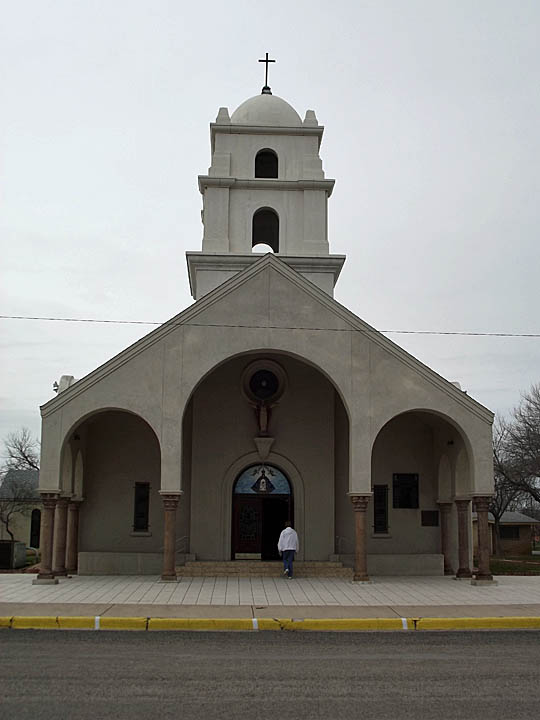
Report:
258,52,275,95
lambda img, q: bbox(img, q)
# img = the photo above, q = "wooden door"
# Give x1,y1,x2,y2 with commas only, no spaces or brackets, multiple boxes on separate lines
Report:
232,497,262,558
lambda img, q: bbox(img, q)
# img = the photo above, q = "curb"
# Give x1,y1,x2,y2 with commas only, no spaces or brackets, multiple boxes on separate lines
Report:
1,616,540,631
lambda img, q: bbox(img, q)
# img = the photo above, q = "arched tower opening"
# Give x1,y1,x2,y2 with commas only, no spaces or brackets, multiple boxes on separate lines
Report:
255,149,278,178
252,208,279,253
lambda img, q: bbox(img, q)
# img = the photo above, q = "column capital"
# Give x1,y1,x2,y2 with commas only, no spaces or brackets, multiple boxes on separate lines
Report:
473,495,493,512
437,501,453,515
348,494,371,512
455,497,472,509
56,496,70,508
40,492,58,509
160,491,182,511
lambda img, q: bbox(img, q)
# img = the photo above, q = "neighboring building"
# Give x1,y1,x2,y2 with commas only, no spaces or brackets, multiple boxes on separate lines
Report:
0,469,42,549
36,77,495,585
473,511,540,556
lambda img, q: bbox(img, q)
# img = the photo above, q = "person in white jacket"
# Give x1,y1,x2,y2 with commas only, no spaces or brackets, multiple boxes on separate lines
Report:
277,521,299,579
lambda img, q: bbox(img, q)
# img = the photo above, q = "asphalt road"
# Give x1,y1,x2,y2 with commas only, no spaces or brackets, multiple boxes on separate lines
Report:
2,630,539,719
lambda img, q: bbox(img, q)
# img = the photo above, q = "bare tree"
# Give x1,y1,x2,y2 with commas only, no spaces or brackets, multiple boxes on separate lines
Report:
505,383,540,504
491,419,527,555
0,472,38,541
2,427,40,474
0,428,40,542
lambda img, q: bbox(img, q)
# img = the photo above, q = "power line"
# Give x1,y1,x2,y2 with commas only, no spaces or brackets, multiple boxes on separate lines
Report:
1,314,539,338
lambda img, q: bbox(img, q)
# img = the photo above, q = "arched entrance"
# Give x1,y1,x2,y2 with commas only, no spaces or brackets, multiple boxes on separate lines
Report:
232,464,293,561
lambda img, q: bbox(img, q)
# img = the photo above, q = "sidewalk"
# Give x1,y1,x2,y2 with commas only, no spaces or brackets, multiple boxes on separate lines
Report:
2,574,540,629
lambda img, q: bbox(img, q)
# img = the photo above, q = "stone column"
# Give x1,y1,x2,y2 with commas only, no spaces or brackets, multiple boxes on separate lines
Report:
160,493,181,582
437,502,454,575
473,496,494,582
455,498,472,578
52,496,69,576
33,493,58,585
66,500,82,574
349,494,371,582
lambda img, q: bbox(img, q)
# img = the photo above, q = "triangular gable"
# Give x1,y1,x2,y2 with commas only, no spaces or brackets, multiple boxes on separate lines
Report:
42,253,493,422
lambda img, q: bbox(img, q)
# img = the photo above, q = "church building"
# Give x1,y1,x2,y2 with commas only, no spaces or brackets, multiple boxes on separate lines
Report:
36,69,495,585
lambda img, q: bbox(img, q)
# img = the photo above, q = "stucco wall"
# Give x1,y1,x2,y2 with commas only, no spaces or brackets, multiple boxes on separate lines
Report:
204,130,329,256
79,412,163,554
334,391,351,554
369,415,439,554
335,413,448,557
188,354,336,561
39,259,494,574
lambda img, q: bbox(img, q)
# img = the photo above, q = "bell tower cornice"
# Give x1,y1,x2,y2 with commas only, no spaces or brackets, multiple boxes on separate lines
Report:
210,122,325,153
198,176,335,197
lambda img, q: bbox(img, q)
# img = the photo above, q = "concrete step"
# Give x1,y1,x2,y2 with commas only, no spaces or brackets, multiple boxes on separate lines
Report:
175,561,353,578
183,561,346,568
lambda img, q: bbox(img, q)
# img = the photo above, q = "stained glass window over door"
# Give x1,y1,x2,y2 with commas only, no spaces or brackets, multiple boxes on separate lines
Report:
234,465,291,495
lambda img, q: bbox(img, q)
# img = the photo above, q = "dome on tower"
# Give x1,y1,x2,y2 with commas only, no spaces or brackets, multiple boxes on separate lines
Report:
230,93,302,127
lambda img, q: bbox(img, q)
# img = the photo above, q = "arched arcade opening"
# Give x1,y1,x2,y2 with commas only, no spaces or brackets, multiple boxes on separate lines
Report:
181,351,350,563
57,409,162,575
366,409,473,575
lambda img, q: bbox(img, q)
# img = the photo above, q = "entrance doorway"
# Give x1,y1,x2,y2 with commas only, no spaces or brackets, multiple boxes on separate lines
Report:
232,465,293,561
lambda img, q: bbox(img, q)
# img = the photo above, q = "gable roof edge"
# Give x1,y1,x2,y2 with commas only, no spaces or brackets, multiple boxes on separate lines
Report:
41,254,494,425
40,254,283,416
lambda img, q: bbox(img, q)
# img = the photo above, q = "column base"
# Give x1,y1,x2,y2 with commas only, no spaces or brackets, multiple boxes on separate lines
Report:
352,574,371,583
52,569,68,577
471,575,497,586
455,568,472,579
160,574,178,582
444,567,455,576
33,576,59,585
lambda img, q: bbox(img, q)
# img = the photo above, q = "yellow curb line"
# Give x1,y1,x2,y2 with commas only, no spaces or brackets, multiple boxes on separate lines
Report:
273,618,411,631
1,616,540,631
415,616,540,631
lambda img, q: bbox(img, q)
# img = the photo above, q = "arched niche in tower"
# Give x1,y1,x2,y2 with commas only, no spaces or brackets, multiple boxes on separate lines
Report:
255,149,278,178
252,208,279,253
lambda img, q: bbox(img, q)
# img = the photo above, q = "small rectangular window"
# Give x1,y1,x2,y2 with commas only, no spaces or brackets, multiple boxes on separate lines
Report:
393,473,419,509
373,485,388,534
500,526,520,540
421,510,439,527
133,483,150,532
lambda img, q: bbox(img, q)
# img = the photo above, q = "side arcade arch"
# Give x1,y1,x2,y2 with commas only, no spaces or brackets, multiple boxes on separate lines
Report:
370,408,475,494
59,408,163,574
367,408,473,573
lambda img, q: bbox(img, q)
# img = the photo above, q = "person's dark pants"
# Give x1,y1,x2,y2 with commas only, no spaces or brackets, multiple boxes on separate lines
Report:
282,550,295,578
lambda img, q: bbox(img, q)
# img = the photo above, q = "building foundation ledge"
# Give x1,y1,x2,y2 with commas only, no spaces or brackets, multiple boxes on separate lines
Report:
32,577,59,585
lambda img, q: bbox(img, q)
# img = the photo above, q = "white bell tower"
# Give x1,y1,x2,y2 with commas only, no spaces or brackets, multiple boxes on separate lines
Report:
186,75,345,300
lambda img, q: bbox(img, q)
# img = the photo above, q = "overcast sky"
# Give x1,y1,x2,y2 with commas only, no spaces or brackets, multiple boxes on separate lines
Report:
1,0,540,446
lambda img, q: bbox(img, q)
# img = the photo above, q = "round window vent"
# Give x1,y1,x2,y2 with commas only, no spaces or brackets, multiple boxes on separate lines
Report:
242,360,286,404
